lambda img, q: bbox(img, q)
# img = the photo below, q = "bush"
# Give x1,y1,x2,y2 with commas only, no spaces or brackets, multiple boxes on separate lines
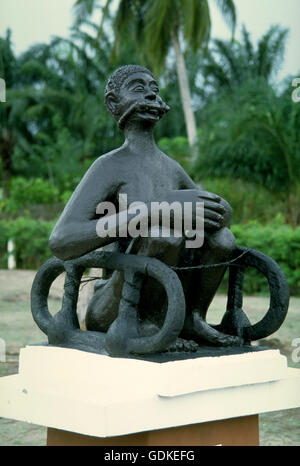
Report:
0,216,299,296
0,217,54,269
1,177,59,214
156,139,286,225
201,177,286,225
60,190,73,204
231,218,300,295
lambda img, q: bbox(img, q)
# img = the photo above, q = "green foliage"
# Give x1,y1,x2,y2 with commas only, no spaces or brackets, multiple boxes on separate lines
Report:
201,177,286,225
103,0,236,74
0,217,299,295
0,31,35,196
0,217,54,269
1,177,59,212
1,10,299,298
0,27,121,194
0,26,199,193
191,25,299,224
14,114,86,192
60,190,73,204
202,24,289,93
10,177,58,205
192,76,300,225
0,29,18,86
72,1,236,148
231,218,300,295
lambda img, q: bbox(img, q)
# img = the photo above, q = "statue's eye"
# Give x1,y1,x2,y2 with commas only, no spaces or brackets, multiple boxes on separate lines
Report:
133,85,144,92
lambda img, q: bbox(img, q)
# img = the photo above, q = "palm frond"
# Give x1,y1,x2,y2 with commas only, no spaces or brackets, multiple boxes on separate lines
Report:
241,24,254,65
255,25,287,79
73,0,99,25
214,0,237,36
213,38,243,85
144,0,174,72
182,0,211,53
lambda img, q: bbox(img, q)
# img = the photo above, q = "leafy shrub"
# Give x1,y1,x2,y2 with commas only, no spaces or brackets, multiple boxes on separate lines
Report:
1,177,59,213
0,217,299,296
201,177,286,225
0,217,54,269
231,218,300,295
156,137,287,225
192,77,300,225
60,190,73,204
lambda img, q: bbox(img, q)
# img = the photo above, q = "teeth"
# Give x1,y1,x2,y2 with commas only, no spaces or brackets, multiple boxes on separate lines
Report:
138,103,164,116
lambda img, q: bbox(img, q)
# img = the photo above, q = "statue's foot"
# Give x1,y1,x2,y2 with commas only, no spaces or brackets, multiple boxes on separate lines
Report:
166,337,199,353
192,312,244,347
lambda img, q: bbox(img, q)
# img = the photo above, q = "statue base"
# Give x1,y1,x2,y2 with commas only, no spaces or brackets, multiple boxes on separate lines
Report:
46,415,259,446
0,345,300,445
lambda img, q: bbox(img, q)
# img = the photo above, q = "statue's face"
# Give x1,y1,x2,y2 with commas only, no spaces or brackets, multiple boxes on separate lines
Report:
116,71,169,128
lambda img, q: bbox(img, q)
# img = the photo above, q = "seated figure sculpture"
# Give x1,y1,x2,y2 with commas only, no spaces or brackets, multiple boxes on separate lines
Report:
31,65,289,358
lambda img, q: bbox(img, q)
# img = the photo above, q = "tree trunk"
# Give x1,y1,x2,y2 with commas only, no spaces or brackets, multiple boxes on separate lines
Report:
172,27,198,150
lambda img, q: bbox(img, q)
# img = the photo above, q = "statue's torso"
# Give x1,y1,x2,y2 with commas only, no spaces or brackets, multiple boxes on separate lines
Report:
102,146,183,207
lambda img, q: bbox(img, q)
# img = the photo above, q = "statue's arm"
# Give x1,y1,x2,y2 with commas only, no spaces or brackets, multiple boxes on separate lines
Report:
49,158,121,261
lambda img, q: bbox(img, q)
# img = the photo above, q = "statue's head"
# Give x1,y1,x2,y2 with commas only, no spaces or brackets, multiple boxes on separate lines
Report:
104,64,170,130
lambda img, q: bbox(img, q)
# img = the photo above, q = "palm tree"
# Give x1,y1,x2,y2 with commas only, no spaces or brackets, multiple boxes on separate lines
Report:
202,24,289,93
8,24,147,187
0,27,104,195
192,76,300,226
0,30,36,197
73,0,236,150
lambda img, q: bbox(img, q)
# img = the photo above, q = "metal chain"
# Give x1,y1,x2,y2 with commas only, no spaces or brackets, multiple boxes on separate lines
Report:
76,248,250,288
171,248,250,271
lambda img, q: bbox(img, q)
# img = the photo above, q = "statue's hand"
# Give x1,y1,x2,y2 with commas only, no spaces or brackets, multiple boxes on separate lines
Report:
199,190,229,231
165,189,227,232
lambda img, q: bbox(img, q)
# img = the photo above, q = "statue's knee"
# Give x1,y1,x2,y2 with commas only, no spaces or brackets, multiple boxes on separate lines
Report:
147,226,184,249
138,227,184,264
207,227,236,259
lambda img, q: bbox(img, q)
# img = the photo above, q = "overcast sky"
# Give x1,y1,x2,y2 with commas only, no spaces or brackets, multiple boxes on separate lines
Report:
1,0,299,81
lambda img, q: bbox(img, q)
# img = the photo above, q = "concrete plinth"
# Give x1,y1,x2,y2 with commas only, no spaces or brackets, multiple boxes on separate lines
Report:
0,345,300,445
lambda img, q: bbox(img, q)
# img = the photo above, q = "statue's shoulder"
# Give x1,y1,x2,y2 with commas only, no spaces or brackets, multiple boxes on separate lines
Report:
158,149,187,174
90,146,127,171
157,149,196,188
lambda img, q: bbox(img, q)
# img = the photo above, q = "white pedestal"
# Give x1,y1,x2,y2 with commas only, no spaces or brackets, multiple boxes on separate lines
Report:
0,345,300,440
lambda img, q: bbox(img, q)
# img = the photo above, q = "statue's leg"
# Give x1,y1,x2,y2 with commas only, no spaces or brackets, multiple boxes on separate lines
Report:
181,227,244,346
180,197,236,320
187,227,236,319
86,222,242,347
135,229,199,350
85,229,185,335
132,228,185,333
85,269,125,332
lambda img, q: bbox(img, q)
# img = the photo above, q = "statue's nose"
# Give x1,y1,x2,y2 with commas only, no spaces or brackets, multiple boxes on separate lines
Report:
145,91,156,100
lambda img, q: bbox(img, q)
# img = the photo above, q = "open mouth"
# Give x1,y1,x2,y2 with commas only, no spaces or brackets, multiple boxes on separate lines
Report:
118,101,170,129
137,103,166,117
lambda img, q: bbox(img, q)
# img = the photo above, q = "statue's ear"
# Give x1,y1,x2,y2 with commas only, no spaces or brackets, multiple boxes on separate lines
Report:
106,92,118,115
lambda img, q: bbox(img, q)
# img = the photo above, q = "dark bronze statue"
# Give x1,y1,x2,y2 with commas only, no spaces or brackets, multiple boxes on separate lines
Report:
30,65,289,359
